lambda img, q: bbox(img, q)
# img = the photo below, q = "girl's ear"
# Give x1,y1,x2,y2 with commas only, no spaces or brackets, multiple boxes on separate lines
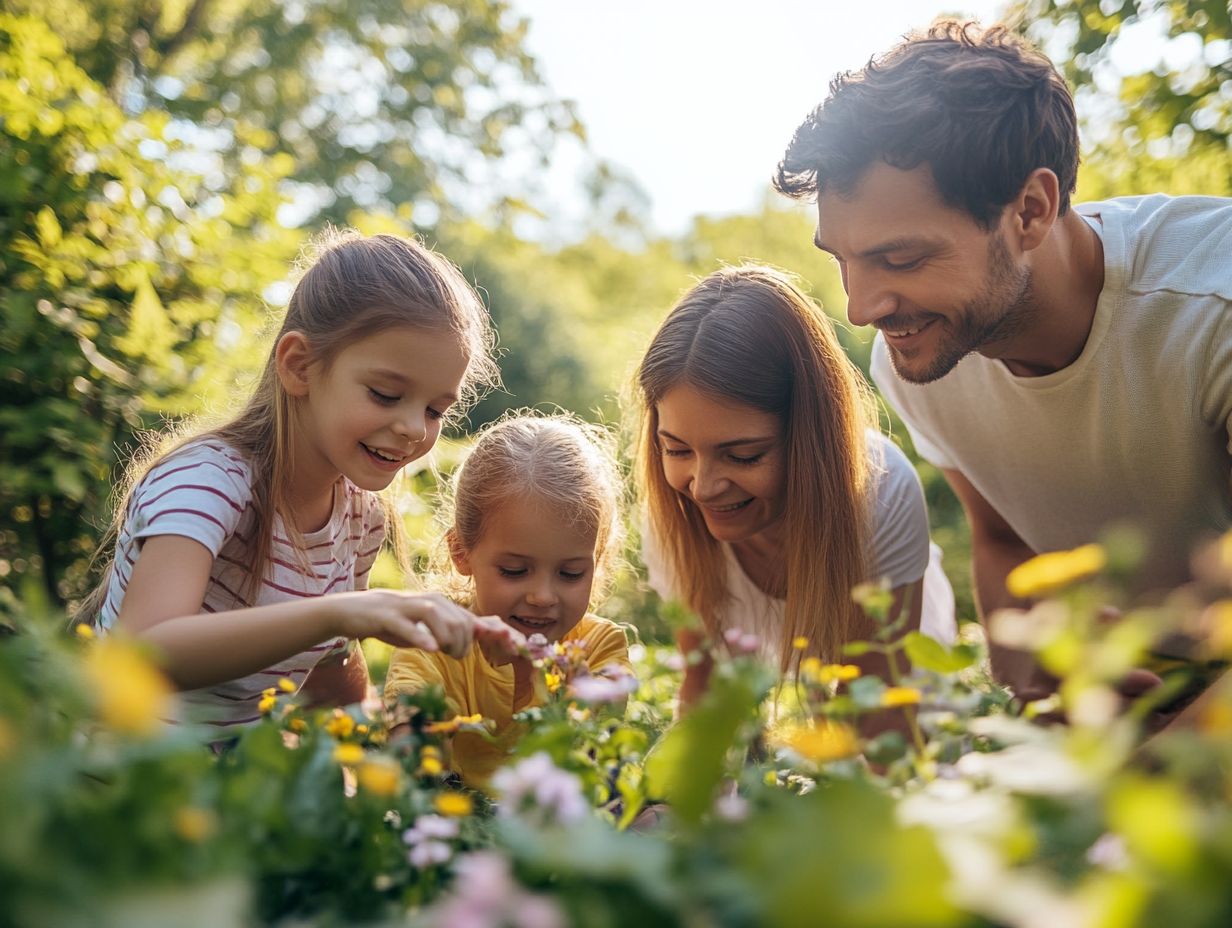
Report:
446,529,473,576
275,331,314,397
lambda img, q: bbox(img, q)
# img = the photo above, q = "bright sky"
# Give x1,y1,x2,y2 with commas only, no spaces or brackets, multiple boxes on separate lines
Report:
512,0,1009,236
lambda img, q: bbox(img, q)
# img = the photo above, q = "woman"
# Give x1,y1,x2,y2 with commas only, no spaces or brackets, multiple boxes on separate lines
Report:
635,265,955,707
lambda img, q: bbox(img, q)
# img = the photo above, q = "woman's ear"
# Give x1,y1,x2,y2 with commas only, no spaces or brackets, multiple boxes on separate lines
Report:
275,331,314,398
447,529,473,576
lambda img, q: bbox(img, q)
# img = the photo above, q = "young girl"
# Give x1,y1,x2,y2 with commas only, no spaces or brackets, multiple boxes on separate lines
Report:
86,229,520,731
384,413,633,788
636,265,956,711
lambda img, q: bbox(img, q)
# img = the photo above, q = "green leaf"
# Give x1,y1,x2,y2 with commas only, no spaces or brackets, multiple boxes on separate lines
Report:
903,632,978,674
643,669,762,827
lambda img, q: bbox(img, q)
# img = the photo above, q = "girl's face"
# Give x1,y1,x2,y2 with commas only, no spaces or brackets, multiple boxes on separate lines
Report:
293,325,469,493
655,384,788,545
453,494,598,643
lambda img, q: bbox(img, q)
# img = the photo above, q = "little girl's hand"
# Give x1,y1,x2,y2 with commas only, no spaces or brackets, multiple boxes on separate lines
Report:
334,590,476,658
473,615,526,667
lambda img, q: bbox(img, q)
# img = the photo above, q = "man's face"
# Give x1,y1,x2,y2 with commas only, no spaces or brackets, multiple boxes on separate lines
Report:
815,163,1034,384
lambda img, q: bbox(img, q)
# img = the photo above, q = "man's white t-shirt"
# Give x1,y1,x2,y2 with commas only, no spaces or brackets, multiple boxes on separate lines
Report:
873,194,1232,589
642,430,957,665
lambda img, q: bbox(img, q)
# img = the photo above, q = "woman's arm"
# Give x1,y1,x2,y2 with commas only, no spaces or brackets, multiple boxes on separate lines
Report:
849,577,924,740
675,626,713,716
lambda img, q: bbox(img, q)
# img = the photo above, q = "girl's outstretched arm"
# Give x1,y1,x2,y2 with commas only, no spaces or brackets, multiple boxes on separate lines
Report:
116,535,477,690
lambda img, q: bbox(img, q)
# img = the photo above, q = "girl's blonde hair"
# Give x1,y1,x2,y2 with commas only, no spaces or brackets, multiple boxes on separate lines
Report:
635,265,879,669
439,411,625,603
81,229,499,620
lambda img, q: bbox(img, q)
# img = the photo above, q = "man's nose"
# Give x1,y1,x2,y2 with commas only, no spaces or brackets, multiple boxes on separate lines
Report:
844,266,897,328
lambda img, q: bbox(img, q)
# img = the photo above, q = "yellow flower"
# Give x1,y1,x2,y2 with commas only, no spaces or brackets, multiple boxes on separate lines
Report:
356,724,369,735
416,755,444,777
173,807,217,843
333,743,365,765
544,671,562,694
357,756,402,797
820,664,862,685
1203,601,1232,659
1006,544,1107,599
881,686,922,708
262,687,277,698
776,721,860,764
289,719,307,733
800,657,823,680
434,792,474,817
258,694,277,714
74,623,95,639
325,711,356,739
792,636,809,651
84,638,174,736
277,677,297,693
424,713,485,735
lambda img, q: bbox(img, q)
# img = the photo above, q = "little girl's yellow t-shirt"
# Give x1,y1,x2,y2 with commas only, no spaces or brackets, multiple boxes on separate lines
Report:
384,614,632,788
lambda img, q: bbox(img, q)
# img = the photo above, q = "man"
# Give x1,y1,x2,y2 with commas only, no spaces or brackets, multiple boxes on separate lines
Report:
774,21,1232,708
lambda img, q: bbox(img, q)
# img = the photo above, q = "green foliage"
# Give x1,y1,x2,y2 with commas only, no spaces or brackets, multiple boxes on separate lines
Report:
0,13,299,604
3,0,585,227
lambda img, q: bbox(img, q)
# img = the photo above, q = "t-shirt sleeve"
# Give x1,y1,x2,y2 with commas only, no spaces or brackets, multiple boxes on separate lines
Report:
639,514,679,601
870,337,956,470
384,648,462,717
1199,299,1232,457
866,435,932,589
127,442,253,556
575,617,634,676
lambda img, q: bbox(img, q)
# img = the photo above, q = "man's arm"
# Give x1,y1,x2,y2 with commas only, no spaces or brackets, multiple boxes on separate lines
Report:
941,467,1049,697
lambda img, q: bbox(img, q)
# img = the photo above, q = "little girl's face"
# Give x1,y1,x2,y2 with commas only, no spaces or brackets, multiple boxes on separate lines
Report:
454,495,599,643
296,325,469,492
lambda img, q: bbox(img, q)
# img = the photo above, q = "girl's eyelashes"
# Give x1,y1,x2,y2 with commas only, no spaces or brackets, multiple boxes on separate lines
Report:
368,387,398,405
427,406,445,421
559,570,586,581
497,566,527,578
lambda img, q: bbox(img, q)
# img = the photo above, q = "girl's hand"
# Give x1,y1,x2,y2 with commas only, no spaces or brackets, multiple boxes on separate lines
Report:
473,615,526,667
333,590,477,658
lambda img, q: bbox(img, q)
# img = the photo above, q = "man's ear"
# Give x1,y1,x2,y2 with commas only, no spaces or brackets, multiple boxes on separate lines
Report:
275,331,314,398
1011,167,1061,252
447,529,473,577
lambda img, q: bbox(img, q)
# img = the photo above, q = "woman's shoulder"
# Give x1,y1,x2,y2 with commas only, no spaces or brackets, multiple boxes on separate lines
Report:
863,430,923,504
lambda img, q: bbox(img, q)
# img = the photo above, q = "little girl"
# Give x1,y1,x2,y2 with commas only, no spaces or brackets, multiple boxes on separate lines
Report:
85,229,521,731
384,413,633,787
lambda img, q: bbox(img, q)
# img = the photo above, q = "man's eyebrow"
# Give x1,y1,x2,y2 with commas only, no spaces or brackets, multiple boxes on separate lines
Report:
813,231,941,258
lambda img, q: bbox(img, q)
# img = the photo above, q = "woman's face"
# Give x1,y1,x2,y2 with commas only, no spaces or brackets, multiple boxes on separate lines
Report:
654,384,788,545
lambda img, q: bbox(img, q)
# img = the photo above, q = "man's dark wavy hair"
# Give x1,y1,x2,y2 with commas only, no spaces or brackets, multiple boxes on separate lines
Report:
774,20,1079,229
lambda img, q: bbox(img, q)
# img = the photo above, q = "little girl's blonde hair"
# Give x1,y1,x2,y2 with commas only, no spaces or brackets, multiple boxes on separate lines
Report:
439,411,625,600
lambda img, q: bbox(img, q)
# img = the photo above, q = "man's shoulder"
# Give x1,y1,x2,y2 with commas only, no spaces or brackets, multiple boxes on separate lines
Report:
1082,194,1232,304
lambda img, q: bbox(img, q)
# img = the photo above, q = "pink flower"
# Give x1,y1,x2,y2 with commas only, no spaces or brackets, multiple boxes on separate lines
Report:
525,633,552,661
723,628,760,655
424,852,566,928
492,752,589,825
567,669,637,703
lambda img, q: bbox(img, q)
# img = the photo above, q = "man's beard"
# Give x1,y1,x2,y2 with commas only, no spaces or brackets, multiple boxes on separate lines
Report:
887,233,1033,385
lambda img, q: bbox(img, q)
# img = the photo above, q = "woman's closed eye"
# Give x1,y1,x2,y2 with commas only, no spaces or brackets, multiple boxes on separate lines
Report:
660,446,690,458
729,452,765,465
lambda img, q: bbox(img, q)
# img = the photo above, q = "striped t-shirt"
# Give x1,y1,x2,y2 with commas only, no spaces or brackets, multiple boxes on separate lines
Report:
98,439,386,730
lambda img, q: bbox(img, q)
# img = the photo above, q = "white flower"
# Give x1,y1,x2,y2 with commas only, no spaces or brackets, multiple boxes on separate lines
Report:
492,752,588,825
408,840,452,869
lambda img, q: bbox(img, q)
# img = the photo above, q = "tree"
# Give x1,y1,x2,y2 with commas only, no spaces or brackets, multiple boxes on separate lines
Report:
1014,0,1231,195
0,13,299,604
3,0,586,226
